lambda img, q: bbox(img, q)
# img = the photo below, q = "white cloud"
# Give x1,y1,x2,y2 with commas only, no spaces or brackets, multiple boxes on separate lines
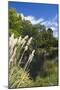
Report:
41,15,58,37
21,13,44,24
25,16,44,24
50,27,56,31
20,13,58,37
20,13,25,20
53,30,58,37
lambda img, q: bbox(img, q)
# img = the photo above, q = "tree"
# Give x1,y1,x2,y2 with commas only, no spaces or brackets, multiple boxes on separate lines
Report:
8,9,23,36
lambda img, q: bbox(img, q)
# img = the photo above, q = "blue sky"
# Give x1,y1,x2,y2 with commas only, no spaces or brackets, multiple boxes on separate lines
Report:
8,1,58,37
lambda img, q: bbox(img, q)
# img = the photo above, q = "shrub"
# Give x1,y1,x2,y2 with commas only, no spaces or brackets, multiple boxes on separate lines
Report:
9,66,33,88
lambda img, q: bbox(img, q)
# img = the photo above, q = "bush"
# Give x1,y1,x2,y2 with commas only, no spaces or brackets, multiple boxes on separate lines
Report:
34,60,58,86
9,29,20,38
9,66,33,88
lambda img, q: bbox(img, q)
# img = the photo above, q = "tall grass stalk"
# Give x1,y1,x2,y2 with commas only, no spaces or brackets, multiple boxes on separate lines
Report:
24,50,35,71
9,34,35,70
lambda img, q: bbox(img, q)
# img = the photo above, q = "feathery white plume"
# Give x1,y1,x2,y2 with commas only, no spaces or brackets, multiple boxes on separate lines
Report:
9,33,14,48
24,50,35,71
18,36,22,45
27,37,32,46
24,46,28,51
21,35,28,44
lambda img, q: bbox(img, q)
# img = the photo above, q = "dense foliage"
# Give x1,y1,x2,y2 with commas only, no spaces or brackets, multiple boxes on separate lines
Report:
8,9,58,88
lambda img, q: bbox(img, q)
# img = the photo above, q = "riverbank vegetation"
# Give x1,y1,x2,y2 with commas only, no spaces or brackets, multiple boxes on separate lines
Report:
8,9,58,88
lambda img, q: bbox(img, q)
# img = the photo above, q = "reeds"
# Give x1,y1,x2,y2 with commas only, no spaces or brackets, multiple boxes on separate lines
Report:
9,33,35,70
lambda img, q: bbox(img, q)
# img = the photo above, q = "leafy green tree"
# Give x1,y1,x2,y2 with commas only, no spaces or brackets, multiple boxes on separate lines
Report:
8,9,23,36
21,20,33,37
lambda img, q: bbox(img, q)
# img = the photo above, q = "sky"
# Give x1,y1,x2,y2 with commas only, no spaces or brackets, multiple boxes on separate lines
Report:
8,1,58,37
